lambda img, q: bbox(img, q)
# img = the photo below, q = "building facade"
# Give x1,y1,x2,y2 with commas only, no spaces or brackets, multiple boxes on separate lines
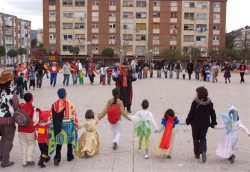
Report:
43,0,227,60
0,12,31,65
37,28,44,46
234,29,250,50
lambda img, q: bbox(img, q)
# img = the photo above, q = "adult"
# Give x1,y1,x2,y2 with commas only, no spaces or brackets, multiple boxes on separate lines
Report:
43,62,49,79
99,64,106,85
106,66,113,85
61,61,72,86
186,86,217,163
130,58,138,75
84,58,89,77
155,60,163,78
210,62,219,83
49,88,78,166
202,61,209,82
76,60,82,71
88,59,98,85
235,62,249,84
49,62,60,87
113,65,137,113
0,70,19,168
174,60,182,79
70,60,78,86
221,63,234,83
35,60,46,88
167,60,175,79
136,60,143,80
195,63,201,80
186,60,194,80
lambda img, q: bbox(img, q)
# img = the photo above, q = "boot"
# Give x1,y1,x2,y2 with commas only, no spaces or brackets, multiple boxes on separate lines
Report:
38,158,46,168
45,156,51,162
145,149,149,159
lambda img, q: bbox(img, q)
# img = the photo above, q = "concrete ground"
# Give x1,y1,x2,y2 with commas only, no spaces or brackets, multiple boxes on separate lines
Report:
0,69,250,172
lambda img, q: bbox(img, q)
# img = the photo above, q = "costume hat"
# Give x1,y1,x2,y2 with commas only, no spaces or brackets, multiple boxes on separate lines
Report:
0,70,15,84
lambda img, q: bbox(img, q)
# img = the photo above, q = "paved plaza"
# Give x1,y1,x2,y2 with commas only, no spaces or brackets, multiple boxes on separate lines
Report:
1,69,250,172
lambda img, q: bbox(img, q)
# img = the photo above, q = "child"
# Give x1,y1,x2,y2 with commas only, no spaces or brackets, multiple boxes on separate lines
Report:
205,67,211,82
215,106,250,164
129,99,158,159
78,69,85,85
34,109,52,168
150,67,153,78
75,109,99,158
182,69,186,80
143,66,148,79
199,68,204,81
164,66,168,78
154,109,186,159
16,73,25,99
106,66,113,85
221,63,234,83
210,62,219,83
29,65,36,90
18,93,36,167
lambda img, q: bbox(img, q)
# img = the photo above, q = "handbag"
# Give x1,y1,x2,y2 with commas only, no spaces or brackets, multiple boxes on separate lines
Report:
245,70,249,75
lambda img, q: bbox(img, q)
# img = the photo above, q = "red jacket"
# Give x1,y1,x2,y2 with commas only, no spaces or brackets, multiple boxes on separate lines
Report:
18,102,35,133
49,66,59,74
70,63,78,74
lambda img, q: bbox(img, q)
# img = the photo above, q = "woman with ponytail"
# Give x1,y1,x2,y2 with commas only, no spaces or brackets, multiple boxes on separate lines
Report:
97,88,131,150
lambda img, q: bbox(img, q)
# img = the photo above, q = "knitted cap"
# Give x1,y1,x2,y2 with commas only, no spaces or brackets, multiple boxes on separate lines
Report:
57,88,66,98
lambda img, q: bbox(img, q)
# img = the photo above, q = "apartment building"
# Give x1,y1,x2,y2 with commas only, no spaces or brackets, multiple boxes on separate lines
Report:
43,0,227,59
234,29,250,50
37,28,44,46
0,12,31,64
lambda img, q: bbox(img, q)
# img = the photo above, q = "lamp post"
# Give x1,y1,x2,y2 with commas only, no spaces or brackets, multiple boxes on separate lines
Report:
119,50,123,64
149,49,152,65
87,41,92,58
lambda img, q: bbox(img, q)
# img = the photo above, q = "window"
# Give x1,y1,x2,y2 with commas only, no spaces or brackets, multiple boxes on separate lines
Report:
109,23,116,28
109,13,116,17
212,46,219,51
92,35,99,39
63,35,73,41
62,12,73,18
63,23,73,29
153,23,160,29
197,13,207,20
213,14,220,19
213,25,220,30
75,0,85,6
197,2,207,8
110,1,116,6
170,35,177,40
213,36,220,41
92,46,99,51
109,35,116,40
49,0,56,5
49,12,56,17
75,34,85,40
153,35,159,40
184,13,195,19
136,1,146,7
62,45,72,51
92,1,99,5
214,2,221,8
49,23,56,28
136,23,146,30
62,0,72,6
196,36,206,41
170,46,177,50
184,2,195,8
77,45,86,51
196,24,207,32
184,35,194,42
153,12,160,17
184,24,194,30
136,12,147,19
49,34,56,39
136,35,146,41
123,1,133,7
123,12,133,18
170,13,177,18
92,12,99,17
92,23,99,28
171,1,177,7
75,23,85,29
123,34,133,40
75,12,86,19
123,23,133,29
153,1,160,6
135,46,146,54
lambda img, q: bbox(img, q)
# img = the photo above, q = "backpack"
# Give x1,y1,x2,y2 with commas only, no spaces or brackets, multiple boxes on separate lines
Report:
107,104,120,124
13,108,30,128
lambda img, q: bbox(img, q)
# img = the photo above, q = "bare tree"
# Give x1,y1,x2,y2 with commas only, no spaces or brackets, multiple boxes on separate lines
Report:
112,38,131,64
182,46,207,65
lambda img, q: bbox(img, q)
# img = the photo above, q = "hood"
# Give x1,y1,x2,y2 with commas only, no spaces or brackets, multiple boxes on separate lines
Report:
194,97,211,105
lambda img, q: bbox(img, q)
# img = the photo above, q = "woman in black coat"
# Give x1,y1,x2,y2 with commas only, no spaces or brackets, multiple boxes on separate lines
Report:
186,60,194,80
186,86,217,163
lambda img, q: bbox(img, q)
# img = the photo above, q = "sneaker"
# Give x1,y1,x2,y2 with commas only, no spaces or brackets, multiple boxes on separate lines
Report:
167,155,171,159
195,155,200,159
113,142,118,150
145,154,150,159
1,161,14,168
138,148,141,152
230,154,236,164
23,163,29,167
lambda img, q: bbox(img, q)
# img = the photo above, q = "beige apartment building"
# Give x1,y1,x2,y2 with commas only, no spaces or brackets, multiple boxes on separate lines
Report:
37,28,44,46
43,0,227,59
0,12,31,65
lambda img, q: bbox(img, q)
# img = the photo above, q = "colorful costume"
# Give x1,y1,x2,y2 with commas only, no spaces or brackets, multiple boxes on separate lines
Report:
78,70,84,85
215,106,250,163
49,63,59,86
154,116,185,158
143,66,148,79
75,118,99,158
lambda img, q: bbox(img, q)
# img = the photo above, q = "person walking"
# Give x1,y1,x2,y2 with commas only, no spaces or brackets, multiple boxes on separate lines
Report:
35,60,46,88
186,86,217,163
0,70,19,168
70,60,78,86
174,60,182,79
155,60,163,78
235,62,249,84
167,61,175,79
87,59,98,85
186,60,194,80
202,61,209,82
49,62,60,87
61,61,73,86
221,63,234,83
195,63,201,80
76,60,82,71
106,66,113,85
210,62,219,83
130,58,138,75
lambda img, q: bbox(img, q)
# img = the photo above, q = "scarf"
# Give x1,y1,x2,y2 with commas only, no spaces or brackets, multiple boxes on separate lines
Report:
122,72,128,87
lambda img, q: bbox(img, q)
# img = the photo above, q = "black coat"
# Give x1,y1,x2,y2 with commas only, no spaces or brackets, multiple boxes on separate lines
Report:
35,63,45,74
167,63,175,71
186,98,217,128
187,63,194,74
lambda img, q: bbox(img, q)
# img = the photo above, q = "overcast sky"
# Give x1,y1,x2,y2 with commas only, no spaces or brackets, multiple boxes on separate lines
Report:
1,0,249,32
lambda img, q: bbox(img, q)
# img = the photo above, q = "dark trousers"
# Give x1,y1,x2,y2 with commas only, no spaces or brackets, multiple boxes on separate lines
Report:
29,80,35,88
37,74,43,88
188,73,191,80
107,76,111,85
85,68,88,77
54,144,73,161
38,143,49,158
24,80,28,91
183,74,185,80
138,71,142,79
43,70,49,78
240,72,245,83
0,123,15,166
16,85,24,98
63,74,70,86
191,126,208,156
203,72,206,82
195,72,199,80
89,74,94,83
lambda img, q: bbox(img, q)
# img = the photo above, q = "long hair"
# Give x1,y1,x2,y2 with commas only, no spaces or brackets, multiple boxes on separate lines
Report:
112,88,119,104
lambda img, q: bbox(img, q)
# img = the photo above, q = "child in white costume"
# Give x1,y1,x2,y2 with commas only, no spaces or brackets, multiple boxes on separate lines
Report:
215,105,250,164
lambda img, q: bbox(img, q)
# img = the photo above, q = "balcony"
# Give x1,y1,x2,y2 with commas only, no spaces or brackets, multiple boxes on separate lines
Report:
5,30,12,35
5,40,13,44
5,21,12,26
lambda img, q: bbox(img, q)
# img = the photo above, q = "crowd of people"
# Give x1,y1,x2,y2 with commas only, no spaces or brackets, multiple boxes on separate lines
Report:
0,57,249,169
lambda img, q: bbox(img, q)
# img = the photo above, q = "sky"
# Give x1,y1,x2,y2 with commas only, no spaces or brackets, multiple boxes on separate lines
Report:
1,0,249,32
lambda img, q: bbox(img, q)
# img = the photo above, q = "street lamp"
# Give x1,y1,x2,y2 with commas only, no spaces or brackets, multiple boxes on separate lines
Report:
87,41,92,58
119,50,123,64
149,49,152,65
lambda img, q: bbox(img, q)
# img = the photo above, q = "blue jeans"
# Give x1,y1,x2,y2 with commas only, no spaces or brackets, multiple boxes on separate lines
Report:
72,74,78,85
138,70,142,79
195,72,199,80
132,68,136,75
169,71,173,78
157,69,161,78
63,74,70,86
107,76,111,85
50,73,57,86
